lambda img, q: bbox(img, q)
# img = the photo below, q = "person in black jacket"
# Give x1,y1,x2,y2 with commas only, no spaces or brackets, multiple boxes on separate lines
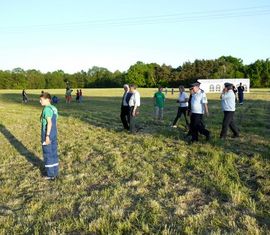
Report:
120,84,132,130
237,83,245,105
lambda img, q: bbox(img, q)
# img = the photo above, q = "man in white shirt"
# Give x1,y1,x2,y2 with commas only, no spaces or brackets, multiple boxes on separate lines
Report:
190,82,210,142
220,83,239,139
120,84,132,130
128,84,141,133
172,85,189,128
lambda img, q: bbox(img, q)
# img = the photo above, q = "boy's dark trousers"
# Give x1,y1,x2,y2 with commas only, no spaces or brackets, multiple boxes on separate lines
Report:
190,113,210,141
238,93,244,103
120,106,130,130
220,111,239,138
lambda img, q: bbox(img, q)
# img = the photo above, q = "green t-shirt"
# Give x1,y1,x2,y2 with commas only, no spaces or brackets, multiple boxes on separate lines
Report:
154,91,165,108
41,105,58,131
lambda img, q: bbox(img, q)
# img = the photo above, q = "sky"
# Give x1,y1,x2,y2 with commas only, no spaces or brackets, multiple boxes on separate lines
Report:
0,0,269,73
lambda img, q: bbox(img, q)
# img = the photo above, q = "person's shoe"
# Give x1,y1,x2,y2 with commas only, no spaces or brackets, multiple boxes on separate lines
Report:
43,176,55,180
171,125,177,128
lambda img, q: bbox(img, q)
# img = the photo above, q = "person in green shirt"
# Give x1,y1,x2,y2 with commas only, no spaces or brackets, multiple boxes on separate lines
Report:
40,92,59,180
154,86,165,121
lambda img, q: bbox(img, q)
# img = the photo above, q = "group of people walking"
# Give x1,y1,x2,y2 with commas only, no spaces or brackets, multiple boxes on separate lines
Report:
120,84,141,133
33,82,242,180
121,81,242,143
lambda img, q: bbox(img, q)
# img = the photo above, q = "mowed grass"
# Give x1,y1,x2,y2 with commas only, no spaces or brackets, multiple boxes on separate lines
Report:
0,88,269,234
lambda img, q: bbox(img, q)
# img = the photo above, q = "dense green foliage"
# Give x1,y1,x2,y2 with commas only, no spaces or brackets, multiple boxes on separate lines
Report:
0,56,269,89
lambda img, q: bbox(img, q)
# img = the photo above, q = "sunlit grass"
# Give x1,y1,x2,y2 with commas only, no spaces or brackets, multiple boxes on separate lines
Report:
0,88,269,234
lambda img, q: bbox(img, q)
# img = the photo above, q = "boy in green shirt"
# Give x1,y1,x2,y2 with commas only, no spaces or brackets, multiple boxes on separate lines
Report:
154,86,165,121
40,92,59,180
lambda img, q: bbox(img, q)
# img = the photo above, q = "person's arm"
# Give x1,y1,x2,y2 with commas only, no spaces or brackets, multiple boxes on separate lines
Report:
202,93,209,116
204,104,209,117
132,93,140,116
45,117,52,144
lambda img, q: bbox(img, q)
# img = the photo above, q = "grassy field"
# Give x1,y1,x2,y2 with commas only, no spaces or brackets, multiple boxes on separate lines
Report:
0,88,269,234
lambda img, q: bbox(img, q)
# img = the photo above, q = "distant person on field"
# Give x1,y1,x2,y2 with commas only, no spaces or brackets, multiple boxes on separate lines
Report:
172,85,189,129
237,82,245,105
22,89,28,103
154,86,165,121
190,82,210,142
76,90,80,103
165,87,168,95
171,88,174,95
220,83,240,139
52,96,59,104
65,88,73,103
40,92,59,180
128,84,141,133
79,89,83,103
120,84,132,130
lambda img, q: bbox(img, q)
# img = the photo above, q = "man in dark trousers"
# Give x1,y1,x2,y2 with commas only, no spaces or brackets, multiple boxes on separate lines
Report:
190,82,210,142
237,82,245,105
120,84,132,130
220,83,240,139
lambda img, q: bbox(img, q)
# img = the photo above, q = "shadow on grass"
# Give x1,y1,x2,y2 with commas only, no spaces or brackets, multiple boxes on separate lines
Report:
0,123,44,175
0,92,269,158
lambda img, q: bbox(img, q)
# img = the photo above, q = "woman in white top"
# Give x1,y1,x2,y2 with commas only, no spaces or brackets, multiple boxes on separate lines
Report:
128,84,141,133
172,86,189,128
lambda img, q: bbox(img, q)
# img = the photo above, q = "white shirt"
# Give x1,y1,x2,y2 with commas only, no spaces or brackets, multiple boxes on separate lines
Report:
221,90,236,111
178,92,188,107
191,89,208,114
129,91,140,107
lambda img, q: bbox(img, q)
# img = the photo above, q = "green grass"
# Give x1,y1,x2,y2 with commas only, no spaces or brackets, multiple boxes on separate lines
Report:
0,88,269,234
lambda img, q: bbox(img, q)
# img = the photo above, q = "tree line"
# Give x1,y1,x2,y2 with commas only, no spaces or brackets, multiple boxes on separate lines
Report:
0,56,269,89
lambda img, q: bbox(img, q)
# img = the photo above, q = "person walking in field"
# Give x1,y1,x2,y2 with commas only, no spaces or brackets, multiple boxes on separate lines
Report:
65,87,73,103
237,82,245,105
22,89,28,103
190,82,210,142
154,86,165,121
128,84,141,133
76,90,80,103
120,84,132,130
220,83,240,139
40,92,59,180
172,85,189,129
79,89,83,103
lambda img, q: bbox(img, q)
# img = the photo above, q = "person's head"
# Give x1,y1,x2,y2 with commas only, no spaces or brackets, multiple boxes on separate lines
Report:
240,82,242,86
123,84,129,92
129,84,137,93
179,85,185,92
191,82,200,93
189,87,193,94
40,92,51,106
224,83,233,91
158,86,163,92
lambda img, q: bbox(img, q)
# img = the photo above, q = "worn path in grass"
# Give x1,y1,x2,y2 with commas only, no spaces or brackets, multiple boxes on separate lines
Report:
0,89,269,234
